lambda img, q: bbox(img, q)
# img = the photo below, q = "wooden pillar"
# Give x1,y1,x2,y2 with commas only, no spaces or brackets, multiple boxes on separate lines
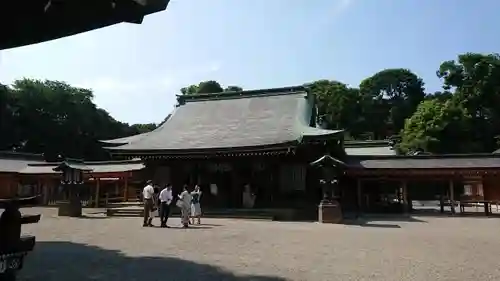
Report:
94,178,100,208
124,176,129,202
439,184,445,213
356,178,363,215
449,179,455,214
401,180,408,214
42,179,49,205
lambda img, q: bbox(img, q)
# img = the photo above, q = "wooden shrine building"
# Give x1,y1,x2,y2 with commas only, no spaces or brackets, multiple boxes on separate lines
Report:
0,151,145,206
345,154,500,215
103,86,344,211
103,86,500,219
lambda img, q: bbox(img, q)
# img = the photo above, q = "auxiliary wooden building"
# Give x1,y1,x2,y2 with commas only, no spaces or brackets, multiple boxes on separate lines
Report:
0,151,145,206
103,86,344,213
103,86,500,218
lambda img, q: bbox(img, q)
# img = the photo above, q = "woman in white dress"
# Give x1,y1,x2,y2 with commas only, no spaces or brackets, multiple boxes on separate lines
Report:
190,185,202,225
177,185,192,228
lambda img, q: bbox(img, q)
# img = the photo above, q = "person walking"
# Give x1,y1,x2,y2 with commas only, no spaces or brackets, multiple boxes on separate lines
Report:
159,184,173,228
142,180,155,227
177,185,192,228
191,185,202,225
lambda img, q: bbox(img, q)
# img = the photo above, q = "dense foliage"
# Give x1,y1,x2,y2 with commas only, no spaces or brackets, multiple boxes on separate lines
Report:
0,79,153,160
1,52,499,159
307,52,500,155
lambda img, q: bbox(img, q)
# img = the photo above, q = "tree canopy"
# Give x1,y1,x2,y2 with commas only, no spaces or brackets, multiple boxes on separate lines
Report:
0,79,155,160
2,52,500,158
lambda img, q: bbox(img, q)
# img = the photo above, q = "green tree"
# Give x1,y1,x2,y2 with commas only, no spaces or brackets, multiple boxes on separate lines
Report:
360,69,426,139
438,53,500,152
0,84,19,150
181,81,242,95
180,84,199,95
398,99,473,154
306,80,364,138
5,79,136,160
130,123,157,134
224,85,243,92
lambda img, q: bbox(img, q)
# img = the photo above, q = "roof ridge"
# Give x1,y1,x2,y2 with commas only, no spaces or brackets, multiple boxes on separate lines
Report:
177,86,308,104
0,151,45,161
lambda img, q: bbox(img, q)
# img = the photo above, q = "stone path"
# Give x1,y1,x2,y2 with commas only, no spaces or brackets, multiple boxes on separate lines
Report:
17,208,500,281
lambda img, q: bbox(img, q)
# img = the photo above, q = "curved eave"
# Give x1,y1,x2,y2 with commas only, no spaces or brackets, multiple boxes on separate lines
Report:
106,141,300,155
301,128,344,140
1,0,170,50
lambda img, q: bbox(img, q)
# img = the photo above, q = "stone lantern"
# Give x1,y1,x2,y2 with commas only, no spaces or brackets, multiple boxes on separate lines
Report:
310,155,346,224
53,159,92,217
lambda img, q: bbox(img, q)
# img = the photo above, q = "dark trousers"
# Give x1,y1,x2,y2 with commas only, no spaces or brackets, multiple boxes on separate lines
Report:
143,198,154,226
160,202,170,226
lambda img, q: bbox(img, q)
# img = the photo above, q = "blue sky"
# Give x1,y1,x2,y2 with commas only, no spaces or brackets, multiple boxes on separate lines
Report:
1,0,499,124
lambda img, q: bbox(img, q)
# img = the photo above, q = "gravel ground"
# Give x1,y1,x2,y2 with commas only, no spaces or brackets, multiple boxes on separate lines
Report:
16,207,500,281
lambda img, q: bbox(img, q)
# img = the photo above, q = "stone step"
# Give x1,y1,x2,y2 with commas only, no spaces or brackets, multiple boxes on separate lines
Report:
106,208,275,220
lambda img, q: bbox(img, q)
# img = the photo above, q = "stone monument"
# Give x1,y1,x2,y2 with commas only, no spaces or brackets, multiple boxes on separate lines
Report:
310,155,345,224
53,158,92,217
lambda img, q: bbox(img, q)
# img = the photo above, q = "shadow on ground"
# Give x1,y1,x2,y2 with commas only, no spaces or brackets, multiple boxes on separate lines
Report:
361,215,427,223
342,215,428,228
21,241,288,281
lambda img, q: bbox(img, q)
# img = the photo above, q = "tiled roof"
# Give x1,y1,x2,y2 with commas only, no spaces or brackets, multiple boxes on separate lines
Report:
0,151,144,174
106,86,342,153
344,140,397,156
18,159,145,175
100,132,151,145
0,152,46,173
345,146,397,156
347,154,500,169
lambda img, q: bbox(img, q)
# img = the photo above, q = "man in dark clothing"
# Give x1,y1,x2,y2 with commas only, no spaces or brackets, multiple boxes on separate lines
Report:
158,184,173,227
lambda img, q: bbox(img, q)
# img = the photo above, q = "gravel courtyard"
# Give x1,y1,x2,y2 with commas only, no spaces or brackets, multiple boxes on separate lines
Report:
17,208,500,281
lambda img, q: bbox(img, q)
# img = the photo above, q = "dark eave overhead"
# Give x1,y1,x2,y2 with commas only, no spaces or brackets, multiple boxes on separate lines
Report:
1,0,170,50
106,86,342,154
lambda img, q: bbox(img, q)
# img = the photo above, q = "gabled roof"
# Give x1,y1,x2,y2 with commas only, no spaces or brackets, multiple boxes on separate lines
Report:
106,86,342,154
0,152,46,173
344,140,397,156
0,151,144,174
347,154,500,169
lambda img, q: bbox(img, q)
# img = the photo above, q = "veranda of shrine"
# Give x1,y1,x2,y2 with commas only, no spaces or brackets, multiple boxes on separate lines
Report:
3,86,500,219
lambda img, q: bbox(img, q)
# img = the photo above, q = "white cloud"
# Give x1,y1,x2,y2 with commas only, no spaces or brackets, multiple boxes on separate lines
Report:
317,0,355,28
208,61,222,72
332,0,354,16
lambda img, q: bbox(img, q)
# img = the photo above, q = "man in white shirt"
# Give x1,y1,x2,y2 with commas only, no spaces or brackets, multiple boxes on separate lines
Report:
159,184,173,228
142,180,155,227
